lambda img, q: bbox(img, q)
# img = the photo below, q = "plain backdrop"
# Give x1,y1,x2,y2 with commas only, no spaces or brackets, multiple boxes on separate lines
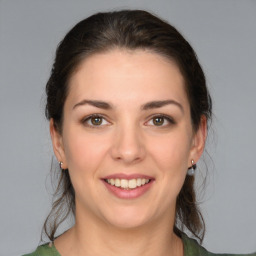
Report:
0,0,255,255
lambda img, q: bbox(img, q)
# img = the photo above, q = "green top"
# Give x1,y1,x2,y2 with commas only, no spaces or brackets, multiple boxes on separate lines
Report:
23,234,256,256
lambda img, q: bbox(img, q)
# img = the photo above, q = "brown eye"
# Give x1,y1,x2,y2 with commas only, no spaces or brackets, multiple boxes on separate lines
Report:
82,115,109,127
153,117,164,126
91,116,103,125
146,115,175,127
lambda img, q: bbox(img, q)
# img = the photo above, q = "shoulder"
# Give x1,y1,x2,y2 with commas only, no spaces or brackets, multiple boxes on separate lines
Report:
22,243,60,256
22,236,256,256
181,233,256,256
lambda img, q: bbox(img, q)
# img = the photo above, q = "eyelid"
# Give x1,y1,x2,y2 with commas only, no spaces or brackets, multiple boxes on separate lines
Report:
145,114,176,126
81,113,175,128
82,114,111,127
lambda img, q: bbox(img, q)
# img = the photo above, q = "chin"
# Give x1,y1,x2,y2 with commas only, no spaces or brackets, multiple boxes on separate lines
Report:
106,217,149,230
100,205,155,230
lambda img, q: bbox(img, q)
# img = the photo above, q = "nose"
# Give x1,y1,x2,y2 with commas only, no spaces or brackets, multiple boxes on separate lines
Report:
110,123,146,164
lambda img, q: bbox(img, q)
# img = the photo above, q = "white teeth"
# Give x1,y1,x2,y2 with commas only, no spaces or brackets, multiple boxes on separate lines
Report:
120,179,128,189
128,179,137,189
115,178,120,187
137,179,142,186
106,178,150,189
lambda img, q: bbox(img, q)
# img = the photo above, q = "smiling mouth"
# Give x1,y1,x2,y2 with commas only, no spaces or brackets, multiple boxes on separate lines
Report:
104,178,151,190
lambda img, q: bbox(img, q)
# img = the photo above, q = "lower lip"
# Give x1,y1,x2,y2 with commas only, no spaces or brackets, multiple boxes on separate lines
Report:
103,180,154,199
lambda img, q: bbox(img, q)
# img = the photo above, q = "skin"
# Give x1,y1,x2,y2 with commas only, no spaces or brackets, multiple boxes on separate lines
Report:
50,49,207,256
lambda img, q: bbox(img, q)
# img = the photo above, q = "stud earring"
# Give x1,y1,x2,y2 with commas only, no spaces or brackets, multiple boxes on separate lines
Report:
59,161,64,170
187,160,197,176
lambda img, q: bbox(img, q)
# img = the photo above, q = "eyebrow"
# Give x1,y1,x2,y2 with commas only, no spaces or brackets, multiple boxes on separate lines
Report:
73,100,112,110
141,100,184,112
73,99,183,112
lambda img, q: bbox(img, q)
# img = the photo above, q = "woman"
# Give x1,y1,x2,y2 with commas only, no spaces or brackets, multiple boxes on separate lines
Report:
24,10,255,256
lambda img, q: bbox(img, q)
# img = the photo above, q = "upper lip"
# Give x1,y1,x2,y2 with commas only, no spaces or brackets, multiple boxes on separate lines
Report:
102,173,154,180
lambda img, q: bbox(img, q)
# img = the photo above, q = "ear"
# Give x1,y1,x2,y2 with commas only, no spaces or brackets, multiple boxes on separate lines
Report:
188,115,207,166
50,119,67,169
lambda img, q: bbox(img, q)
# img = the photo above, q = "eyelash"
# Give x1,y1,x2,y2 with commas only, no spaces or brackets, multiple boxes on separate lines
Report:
145,114,176,127
81,114,175,128
82,114,110,128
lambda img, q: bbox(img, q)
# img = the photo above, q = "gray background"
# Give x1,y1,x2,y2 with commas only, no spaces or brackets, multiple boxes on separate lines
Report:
0,0,255,255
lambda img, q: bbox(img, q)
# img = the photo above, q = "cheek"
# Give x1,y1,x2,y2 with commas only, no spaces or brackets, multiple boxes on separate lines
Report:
62,130,111,208
148,132,192,207
62,129,109,176
148,130,192,172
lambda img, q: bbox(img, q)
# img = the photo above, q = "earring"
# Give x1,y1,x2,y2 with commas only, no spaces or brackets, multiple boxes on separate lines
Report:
187,160,197,176
59,161,64,170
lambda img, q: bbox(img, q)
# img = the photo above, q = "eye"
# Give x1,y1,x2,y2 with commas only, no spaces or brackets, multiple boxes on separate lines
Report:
153,116,165,126
146,115,175,127
82,114,109,127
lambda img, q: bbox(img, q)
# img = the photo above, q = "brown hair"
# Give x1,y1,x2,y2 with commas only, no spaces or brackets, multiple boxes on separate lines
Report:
44,10,212,243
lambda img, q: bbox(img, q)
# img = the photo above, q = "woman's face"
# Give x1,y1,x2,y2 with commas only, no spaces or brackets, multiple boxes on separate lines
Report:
51,49,206,229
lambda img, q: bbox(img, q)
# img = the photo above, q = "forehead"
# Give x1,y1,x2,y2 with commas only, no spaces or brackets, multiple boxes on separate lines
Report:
67,49,188,108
